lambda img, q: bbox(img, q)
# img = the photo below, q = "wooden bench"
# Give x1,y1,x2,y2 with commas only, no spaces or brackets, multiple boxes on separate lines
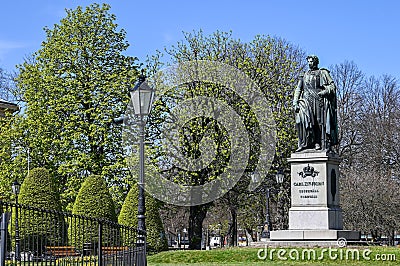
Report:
45,246,80,258
101,246,129,255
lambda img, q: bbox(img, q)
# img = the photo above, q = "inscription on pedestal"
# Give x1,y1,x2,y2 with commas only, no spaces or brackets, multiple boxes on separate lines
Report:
270,151,360,240
294,181,324,199
291,162,327,206
288,152,342,230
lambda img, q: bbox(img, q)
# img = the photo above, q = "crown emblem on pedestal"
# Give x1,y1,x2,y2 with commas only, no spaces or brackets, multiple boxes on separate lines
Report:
298,164,319,178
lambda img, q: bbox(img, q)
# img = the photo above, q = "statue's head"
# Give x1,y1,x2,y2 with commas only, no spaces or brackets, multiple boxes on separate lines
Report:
306,55,319,70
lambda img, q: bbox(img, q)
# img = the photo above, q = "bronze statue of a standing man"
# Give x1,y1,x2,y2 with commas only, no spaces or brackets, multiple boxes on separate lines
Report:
293,55,338,152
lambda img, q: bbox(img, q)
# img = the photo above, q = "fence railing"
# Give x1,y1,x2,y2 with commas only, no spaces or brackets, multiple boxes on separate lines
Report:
0,201,139,265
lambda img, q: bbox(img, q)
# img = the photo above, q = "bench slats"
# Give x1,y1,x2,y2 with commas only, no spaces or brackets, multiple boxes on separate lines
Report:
45,246,129,257
45,246,80,257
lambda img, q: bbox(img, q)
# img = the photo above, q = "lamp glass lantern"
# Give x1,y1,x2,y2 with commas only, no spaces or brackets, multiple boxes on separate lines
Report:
275,169,284,184
12,180,21,196
129,75,155,116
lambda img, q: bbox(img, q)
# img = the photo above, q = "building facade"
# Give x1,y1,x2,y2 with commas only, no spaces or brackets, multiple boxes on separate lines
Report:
0,98,19,117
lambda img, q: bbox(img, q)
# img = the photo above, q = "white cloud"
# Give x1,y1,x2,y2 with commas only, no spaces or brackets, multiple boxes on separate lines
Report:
0,40,26,50
0,40,29,69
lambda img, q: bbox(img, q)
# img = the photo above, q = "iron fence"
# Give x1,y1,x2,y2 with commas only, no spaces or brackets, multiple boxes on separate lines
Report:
0,201,139,265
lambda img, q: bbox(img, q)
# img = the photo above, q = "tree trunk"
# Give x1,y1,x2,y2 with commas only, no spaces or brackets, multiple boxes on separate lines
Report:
227,207,237,246
188,204,208,250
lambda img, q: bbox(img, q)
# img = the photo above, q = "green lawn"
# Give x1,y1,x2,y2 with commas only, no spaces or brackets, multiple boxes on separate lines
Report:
148,246,400,265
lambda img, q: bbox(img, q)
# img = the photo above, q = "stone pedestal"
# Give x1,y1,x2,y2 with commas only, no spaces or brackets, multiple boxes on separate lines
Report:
270,151,360,241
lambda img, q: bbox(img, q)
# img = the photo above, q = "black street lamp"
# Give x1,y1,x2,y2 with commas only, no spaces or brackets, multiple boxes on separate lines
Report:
275,169,286,229
263,187,271,239
12,180,21,262
275,169,285,185
129,73,155,266
262,169,285,239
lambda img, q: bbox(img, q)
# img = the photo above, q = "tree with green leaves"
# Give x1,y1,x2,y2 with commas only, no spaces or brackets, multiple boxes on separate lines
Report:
0,3,138,209
118,183,168,252
146,30,305,248
0,114,24,201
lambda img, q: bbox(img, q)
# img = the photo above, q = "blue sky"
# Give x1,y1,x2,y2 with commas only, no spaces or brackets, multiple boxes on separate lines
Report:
1,1,400,78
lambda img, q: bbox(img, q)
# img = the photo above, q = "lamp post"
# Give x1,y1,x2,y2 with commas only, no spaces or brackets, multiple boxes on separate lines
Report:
275,169,285,230
129,73,155,266
12,180,21,262
263,186,271,239
263,169,285,239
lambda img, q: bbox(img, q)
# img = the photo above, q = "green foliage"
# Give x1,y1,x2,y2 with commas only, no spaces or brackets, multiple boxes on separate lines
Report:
0,3,139,210
72,174,117,220
69,174,117,247
18,168,61,209
0,114,26,202
147,30,306,246
9,167,65,253
156,30,305,173
118,183,168,252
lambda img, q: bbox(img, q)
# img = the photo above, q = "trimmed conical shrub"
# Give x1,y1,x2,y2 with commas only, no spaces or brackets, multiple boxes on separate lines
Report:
9,167,65,253
118,183,168,252
71,175,116,220
18,168,61,209
69,175,117,247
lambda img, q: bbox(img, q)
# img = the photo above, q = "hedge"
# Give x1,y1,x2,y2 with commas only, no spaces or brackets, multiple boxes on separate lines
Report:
118,183,168,252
